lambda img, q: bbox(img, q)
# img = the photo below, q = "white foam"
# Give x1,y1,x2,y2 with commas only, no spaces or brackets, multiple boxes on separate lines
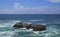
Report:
0,23,14,28
33,31,39,34
44,33,50,37
30,19,45,22
0,20,21,28
28,29,33,31
22,27,26,29
30,25,60,37
0,31,15,36
0,25,7,28
0,20,60,37
9,20,21,27
0,36,11,37
30,20,39,21
14,20,21,23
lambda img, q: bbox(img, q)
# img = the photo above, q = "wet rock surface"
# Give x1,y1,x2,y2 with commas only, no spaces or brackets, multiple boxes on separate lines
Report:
13,22,46,31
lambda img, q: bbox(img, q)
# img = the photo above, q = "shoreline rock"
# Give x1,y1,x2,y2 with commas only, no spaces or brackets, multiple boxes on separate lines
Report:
13,22,46,31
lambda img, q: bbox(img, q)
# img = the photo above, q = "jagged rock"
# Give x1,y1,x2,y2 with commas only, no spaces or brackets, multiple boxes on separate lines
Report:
13,22,46,31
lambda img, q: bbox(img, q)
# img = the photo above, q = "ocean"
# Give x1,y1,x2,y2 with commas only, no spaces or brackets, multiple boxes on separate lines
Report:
0,14,60,37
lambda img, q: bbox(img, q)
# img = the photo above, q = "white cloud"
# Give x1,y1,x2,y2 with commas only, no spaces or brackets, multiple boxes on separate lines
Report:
47,0,60,2
14,3,24,8
0,3,60,14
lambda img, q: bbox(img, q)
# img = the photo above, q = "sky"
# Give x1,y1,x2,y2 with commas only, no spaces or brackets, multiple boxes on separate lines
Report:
0,0,60,14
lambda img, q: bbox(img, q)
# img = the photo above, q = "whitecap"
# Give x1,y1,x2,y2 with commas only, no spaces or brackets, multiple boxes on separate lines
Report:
0,36,11,37
0,31,15,37
0,20,21,28
37,23,47,26
13,20,21,23
30,20,39,21
22,27,26,30
30,19,45,22
0,25,7,28
33,31,39,34
28,29,33,31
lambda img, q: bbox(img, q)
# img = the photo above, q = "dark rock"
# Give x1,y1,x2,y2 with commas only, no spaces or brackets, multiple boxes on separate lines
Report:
13,22,47,31
33,25,46,31
25,24,32,29
13,22,23,28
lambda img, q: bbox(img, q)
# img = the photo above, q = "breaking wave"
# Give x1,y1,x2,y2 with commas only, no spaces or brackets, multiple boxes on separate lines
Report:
0,20,60,37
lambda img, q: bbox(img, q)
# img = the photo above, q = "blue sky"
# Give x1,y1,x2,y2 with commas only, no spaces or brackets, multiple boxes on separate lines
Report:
0,0,60,14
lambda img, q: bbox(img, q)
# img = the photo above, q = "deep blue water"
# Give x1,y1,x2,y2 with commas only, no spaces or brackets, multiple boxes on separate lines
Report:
0,14,60,20
0,14,60,37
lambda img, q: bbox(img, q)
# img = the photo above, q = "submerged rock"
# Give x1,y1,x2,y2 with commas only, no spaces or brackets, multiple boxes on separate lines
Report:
13,22,46,31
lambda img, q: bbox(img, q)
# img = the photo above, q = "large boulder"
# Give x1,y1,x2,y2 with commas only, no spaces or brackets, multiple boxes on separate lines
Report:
32,25,46,31
13,22,23,28
13,22,47,31
24,24,32,29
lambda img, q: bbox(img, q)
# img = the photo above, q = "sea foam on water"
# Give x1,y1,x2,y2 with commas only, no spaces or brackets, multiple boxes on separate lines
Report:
0,20,60,37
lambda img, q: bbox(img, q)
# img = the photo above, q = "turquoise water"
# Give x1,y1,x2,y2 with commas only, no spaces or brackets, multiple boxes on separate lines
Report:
0,14,60,37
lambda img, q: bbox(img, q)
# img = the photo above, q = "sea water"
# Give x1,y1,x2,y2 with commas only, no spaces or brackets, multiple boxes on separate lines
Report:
0,14,60,37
